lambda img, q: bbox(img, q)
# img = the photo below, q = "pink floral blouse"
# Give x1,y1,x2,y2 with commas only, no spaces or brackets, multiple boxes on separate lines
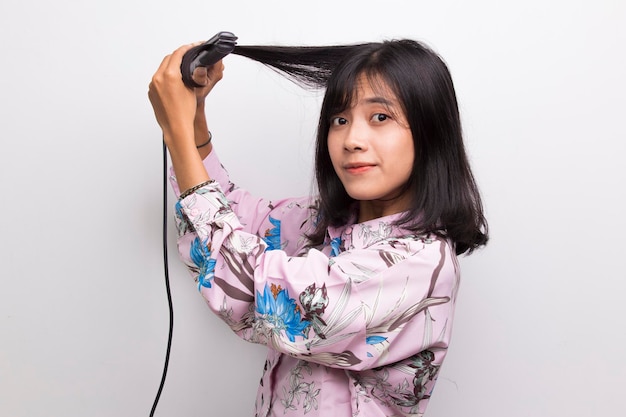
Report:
170,149,460,417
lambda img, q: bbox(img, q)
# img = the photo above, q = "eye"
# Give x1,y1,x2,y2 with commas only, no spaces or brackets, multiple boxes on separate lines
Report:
330,116,348,126
371,113,389,123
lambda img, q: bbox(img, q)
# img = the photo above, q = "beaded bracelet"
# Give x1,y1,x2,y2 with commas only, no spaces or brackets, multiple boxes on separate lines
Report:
179,180,214,200
196,130,212,148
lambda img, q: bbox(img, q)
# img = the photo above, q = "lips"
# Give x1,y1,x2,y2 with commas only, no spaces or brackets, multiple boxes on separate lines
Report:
344,162,376,174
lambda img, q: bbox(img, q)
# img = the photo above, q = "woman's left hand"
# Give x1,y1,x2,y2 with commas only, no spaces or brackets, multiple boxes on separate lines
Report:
192,60,225,105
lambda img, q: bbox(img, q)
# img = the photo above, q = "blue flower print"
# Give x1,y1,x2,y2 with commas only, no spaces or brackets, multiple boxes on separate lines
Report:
366,335,388,358
366,336,388,345
175,200,184,218
174,200,192,234
262,216,282,251
256,283,309,342
190,237,216,290
329,237,342,257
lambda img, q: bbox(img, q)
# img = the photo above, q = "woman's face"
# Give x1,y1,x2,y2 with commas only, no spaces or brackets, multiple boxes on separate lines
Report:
327,76,415,222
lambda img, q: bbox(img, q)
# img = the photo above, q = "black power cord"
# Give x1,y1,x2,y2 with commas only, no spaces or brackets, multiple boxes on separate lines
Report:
150,140,174,417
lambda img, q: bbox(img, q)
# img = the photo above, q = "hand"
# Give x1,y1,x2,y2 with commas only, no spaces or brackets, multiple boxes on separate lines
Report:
148,43,201,143
192,60,225,106
149,42,214,192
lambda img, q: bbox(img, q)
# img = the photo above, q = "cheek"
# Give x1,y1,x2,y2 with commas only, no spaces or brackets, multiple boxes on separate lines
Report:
384,136,414,164
327,136,342,170
401,148,415,172
398,132,415,165
389,138,415,180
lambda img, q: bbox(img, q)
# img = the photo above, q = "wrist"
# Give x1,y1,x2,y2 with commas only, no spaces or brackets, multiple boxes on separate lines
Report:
193,112,210,148
162,124,195,148
196,131,212,148
169,144,211,192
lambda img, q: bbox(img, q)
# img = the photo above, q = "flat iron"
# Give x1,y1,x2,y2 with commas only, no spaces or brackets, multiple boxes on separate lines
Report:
181,31,238,88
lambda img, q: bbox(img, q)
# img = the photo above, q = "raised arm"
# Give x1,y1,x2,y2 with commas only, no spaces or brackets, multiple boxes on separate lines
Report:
148,42,223,192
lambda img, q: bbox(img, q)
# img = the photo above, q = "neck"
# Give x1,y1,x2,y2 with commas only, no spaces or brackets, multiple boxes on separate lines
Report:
358,194,410,223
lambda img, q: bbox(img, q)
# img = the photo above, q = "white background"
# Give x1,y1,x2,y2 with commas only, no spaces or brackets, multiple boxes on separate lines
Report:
1,1,624,416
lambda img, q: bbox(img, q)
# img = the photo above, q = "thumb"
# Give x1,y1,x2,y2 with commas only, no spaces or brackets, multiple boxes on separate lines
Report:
191,66,209,87
206,60,225,84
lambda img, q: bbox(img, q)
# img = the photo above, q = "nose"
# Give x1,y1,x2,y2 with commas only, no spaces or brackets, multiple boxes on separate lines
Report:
343,121,369,152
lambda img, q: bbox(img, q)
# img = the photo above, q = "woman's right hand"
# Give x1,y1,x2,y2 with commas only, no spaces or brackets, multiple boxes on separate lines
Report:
149,42,213,191
148,43,200,145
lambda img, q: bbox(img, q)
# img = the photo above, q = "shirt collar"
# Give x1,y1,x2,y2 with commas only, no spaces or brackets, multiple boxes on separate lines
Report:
327,212,411,251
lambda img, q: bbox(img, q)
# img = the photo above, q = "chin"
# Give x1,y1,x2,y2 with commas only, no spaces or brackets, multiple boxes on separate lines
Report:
342,186,365,199
345,191,379,201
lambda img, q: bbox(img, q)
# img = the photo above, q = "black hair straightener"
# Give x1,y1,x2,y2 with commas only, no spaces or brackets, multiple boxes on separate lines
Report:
180,31,238,88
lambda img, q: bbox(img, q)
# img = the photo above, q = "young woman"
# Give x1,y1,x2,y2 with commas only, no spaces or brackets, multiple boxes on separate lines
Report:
149,38,488,417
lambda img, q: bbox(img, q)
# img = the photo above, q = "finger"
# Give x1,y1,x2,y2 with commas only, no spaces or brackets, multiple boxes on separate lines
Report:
154,41,204,73
159,42,210,85
168,41,204,67
207,59,225,81
191,66,209,87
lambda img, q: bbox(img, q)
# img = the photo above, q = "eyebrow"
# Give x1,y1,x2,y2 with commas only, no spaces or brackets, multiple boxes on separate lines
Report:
360,96,398,107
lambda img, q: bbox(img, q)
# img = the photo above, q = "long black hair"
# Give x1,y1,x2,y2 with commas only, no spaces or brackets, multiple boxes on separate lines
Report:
232,40,488,255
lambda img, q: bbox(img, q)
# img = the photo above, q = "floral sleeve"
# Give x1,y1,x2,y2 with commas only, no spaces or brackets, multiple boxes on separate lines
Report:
171,149,315,256
175,181,458,372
